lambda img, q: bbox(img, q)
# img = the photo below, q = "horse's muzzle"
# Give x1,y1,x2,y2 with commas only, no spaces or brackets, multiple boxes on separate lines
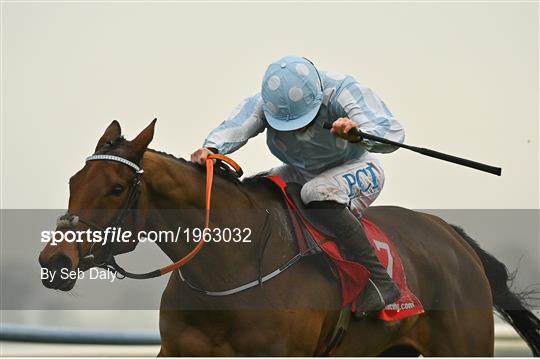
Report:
39,252,77,291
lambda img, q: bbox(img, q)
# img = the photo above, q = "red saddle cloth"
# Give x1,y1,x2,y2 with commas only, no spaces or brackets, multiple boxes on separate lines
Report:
266,175,424,322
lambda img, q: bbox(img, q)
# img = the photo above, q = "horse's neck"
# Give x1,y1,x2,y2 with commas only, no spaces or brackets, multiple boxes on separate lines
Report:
138,151,297,289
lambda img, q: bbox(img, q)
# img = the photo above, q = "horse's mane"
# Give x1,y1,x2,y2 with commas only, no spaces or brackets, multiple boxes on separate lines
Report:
153,148,271,187
146,148,247,184
96,135,270,188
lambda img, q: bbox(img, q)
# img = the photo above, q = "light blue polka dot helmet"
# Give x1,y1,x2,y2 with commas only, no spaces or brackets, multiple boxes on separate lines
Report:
261,56,323,131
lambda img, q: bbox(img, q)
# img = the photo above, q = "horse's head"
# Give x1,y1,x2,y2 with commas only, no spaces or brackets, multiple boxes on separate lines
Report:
38,119,156,290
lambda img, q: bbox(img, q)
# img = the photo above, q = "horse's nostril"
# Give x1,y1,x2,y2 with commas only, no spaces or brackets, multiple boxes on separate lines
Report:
48,254,73,271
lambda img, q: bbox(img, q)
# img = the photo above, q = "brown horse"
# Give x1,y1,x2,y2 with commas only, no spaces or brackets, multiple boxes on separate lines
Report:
39,120,540,356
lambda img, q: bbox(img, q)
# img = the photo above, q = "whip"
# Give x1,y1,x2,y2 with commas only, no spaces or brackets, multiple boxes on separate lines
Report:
323,122,502,176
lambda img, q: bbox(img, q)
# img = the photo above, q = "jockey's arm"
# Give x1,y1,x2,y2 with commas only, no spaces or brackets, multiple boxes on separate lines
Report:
332,82,405,153
192,94,266,164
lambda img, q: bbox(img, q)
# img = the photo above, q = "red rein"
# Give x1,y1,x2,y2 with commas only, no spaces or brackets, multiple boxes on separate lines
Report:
158,154,242,275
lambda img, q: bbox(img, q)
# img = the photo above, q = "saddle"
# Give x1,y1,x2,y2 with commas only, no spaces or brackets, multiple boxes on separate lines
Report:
265,175,425,319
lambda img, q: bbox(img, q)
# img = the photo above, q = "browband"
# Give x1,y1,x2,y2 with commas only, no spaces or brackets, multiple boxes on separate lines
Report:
86,154,143,174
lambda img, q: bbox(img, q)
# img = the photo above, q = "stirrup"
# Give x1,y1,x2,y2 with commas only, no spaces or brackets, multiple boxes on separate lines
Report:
355,280,387,316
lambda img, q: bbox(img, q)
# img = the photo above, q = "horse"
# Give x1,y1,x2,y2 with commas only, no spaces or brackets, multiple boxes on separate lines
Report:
39,120,540,356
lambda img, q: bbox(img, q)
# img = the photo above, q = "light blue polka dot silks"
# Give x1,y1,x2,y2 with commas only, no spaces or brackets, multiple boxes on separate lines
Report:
203,58,405,174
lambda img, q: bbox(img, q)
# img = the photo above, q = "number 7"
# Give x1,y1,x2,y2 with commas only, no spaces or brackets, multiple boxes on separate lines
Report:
373,240,393,278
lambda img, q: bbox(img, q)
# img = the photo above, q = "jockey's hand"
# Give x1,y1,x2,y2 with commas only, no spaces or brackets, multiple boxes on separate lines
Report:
330,117,363,142
190,148,214,165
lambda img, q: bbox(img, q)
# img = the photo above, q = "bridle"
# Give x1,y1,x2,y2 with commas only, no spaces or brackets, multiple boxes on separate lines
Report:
57,152,242,280
57,154,144,274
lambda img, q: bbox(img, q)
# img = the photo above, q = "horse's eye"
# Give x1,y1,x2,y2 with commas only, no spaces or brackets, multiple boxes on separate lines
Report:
110,184,124,196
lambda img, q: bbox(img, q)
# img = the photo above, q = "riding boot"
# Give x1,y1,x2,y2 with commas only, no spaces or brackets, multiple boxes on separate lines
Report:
306,200,401,313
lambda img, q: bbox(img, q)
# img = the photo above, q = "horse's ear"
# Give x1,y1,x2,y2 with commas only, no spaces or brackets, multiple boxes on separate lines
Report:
131,118,157,158
95,120,122,151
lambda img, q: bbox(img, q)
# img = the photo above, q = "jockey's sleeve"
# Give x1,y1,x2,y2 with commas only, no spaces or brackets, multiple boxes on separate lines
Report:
203,93,266,154
333,81,405,153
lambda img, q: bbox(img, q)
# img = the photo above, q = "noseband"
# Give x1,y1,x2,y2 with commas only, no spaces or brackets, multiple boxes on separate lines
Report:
58,154,144,274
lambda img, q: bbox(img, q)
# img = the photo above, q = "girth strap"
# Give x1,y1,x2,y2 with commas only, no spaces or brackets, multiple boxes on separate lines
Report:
177,251,305,296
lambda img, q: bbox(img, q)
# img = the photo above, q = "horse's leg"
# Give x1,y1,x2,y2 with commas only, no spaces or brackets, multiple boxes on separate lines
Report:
347,309,493,357
158,272,332,356
336,317,405,355
421,309,494,356
159,309,328,356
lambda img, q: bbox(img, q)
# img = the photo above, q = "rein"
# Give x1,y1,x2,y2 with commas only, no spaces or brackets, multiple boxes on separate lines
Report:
153,153,243,276
60,153,242,279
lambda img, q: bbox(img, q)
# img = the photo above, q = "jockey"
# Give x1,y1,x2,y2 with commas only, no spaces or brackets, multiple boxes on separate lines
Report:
191,55,404,313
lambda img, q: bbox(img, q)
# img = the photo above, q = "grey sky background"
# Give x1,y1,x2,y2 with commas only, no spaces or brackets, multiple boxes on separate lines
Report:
1,1,538,210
